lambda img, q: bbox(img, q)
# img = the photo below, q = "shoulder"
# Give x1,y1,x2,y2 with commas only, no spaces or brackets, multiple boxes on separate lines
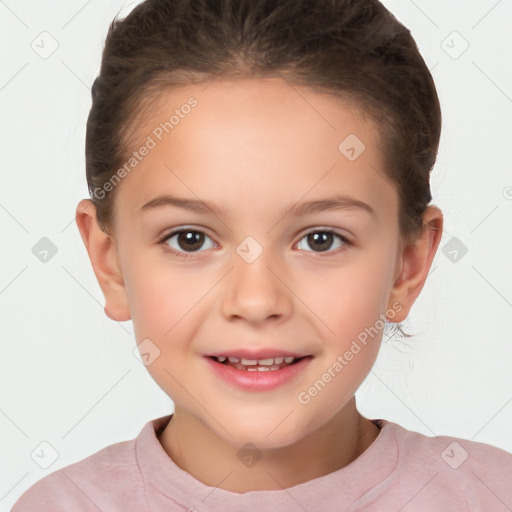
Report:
386,421,512,509
11,429,146,512
393,421,512,471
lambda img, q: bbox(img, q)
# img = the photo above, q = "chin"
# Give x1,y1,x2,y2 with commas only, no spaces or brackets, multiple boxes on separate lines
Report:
214,417,306,451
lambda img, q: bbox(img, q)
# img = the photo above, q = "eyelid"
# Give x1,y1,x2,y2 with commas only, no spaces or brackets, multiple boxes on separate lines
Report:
299,226,353,243
157,226,353,244
157,225,215,242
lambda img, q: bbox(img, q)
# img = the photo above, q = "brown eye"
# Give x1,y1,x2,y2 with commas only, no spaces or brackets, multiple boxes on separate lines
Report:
161,229,216,256
175,231,205,252
297,230,352,254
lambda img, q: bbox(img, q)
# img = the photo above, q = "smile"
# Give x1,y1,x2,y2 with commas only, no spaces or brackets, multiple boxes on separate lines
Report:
204,355,313,391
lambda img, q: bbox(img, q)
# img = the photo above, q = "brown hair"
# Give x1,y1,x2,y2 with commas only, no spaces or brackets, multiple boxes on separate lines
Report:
85,0,441,341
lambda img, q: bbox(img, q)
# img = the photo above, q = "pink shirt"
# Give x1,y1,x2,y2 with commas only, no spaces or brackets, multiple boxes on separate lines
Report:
11,414,512,511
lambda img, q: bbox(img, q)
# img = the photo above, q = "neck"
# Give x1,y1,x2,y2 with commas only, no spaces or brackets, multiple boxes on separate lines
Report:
158,399,381,493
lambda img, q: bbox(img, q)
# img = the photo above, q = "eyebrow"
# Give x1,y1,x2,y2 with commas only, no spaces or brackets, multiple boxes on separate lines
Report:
139,194,376,218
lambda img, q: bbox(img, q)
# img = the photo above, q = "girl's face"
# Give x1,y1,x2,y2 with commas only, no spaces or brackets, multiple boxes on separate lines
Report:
89,78,413,448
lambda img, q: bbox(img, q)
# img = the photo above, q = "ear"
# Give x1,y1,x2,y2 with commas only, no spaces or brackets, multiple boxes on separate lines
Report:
386,205,443,322
75,199,131,322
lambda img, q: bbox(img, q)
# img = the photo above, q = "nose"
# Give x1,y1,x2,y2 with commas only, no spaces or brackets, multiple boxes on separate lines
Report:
220,249,293,325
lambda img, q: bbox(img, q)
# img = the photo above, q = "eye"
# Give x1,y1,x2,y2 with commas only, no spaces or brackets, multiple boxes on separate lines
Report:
296,229,353,255
158,228,216,258
158,227,353,259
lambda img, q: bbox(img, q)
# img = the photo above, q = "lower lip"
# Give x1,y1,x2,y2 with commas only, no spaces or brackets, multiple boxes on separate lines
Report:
204,356,313,391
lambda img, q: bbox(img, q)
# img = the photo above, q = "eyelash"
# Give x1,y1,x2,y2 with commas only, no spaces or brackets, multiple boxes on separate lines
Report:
157,227,354,259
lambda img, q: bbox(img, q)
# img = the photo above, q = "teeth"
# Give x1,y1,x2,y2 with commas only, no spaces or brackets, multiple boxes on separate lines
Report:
215,355,299,366
258,358,275,366
240,358,258,365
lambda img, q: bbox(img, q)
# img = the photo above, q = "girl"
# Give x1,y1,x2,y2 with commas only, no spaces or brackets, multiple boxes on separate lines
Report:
12,0,512,510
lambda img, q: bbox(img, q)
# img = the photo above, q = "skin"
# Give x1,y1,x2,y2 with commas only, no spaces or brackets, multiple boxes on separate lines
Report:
76,77,443,492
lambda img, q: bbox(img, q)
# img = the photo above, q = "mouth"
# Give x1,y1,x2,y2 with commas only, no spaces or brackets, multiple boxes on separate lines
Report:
206,354,312,372
203,351,314,391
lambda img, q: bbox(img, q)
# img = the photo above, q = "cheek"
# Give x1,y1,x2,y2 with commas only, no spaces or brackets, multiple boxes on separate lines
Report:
305,261,392,341
126,265,205,391
305,272,387,410
125,260,201,340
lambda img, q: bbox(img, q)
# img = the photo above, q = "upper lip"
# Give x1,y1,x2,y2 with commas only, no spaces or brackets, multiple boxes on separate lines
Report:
204,348,311,360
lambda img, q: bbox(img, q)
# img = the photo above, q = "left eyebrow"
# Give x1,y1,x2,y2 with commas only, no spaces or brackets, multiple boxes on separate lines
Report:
139,194,377,219
139,195,224,216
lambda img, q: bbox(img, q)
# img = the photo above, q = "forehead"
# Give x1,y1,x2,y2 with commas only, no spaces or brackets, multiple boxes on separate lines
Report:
117,77,397,222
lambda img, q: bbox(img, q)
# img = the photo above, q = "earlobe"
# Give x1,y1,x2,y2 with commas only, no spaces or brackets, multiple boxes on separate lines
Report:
75,199,131,322
387,206,444,322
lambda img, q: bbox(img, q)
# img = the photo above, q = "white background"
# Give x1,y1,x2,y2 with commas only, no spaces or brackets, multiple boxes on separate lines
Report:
1,0,511,509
